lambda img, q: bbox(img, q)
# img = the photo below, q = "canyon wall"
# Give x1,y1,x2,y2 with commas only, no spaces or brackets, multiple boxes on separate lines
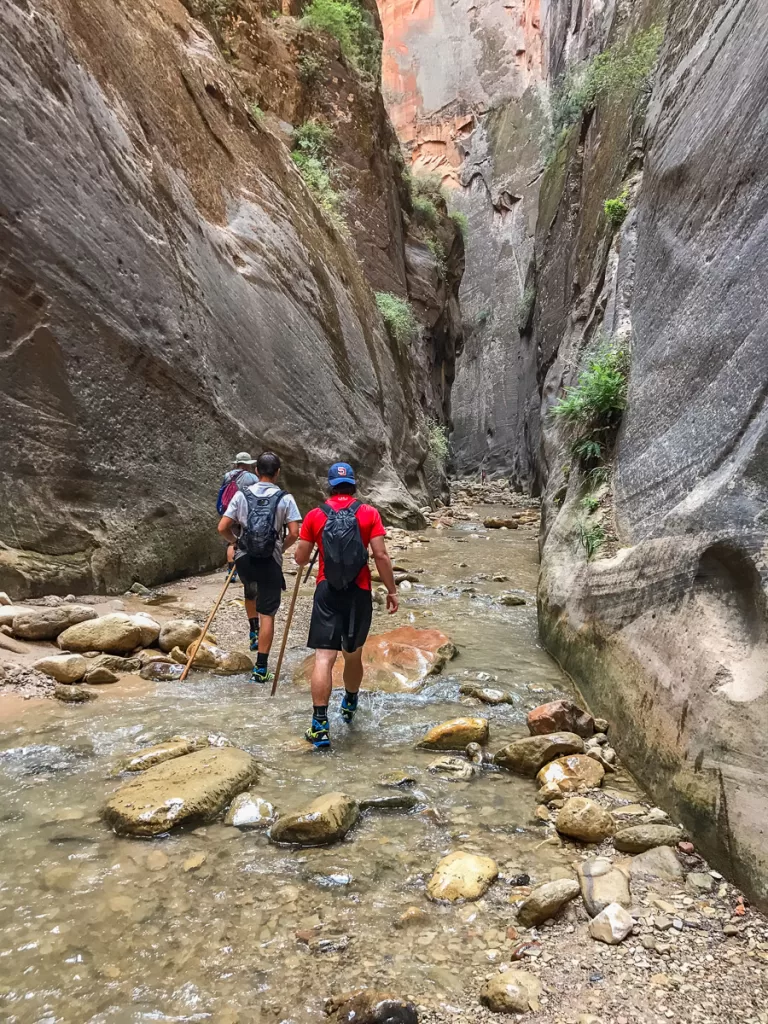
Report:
377,0,545,484
0,0,462,597
535,0,768,909
379,0,768,908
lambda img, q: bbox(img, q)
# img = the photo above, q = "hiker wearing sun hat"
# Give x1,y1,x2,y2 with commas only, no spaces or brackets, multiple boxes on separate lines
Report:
293,461,399,749
216,453,260,583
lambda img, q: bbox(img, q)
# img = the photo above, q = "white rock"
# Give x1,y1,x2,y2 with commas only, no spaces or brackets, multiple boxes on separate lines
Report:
130,613,161,648
33,654,88,684
588,902,634,944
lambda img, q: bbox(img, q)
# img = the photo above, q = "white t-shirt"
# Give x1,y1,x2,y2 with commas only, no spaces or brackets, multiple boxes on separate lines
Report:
225,482,301,566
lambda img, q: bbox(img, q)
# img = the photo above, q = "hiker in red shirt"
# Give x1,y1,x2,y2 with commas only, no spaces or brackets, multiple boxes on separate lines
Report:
294,462,398,749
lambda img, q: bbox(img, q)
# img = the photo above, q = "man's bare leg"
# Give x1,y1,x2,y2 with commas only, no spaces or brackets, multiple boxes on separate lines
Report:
340,647,363,722
258,614,274,655
307,649,337,748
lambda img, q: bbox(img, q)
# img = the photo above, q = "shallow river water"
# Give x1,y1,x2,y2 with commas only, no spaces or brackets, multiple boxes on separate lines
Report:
0,513,643,1023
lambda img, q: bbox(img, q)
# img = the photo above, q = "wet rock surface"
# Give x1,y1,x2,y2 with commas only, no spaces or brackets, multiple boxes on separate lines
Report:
426,851,498,902
326,989,418,1024
418,717,489,751
103,748,258,835
269,793,359,846
494,732,584,776
527,700,595,739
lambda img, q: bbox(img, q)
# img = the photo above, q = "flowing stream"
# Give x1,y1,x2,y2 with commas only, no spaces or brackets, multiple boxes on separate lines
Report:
0,510,644,1023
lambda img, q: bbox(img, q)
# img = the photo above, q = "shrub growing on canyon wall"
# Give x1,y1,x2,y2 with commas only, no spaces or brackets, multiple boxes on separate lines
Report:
302,0,381,82
426,237,447,276
294,119,335,160
549,26,663,149
450,210,469,238
297,51,329,85
604,189,630,227
577,519,605,559
412,195,439,227
427,420,450,465
375,292,419,345
292,119,347,231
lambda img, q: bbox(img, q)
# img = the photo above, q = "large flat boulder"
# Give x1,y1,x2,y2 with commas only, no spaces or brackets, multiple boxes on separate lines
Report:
269,793,359,846
13,604,97,640
295,627,456,694
494,732,584,776
58,613,143,654
103,747,258,835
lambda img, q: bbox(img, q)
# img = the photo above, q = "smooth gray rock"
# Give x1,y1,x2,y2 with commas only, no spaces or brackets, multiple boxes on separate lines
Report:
13,605,97,640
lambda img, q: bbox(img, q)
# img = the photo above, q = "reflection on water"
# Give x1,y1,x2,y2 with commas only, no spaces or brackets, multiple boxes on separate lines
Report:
0,516,619,1022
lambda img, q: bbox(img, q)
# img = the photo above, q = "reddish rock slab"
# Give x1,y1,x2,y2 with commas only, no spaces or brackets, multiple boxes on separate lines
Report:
527,699,595,738
295,627,456,694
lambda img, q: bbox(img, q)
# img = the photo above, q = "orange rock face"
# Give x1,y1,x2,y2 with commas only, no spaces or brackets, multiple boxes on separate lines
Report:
295,626,457,693
527,699,595,738
376,0,543,182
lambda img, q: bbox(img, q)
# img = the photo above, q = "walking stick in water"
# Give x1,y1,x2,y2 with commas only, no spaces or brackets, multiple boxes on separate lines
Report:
179,563,237,682
271,548,316,696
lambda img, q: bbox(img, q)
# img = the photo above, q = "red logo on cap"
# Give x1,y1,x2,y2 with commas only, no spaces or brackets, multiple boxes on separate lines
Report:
337,467,347,475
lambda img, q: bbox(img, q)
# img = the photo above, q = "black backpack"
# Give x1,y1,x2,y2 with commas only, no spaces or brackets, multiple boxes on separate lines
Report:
321,500,368,589
239,488,286,559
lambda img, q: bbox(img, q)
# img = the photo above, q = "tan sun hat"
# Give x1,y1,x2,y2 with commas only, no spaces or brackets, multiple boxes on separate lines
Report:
233,451,257,465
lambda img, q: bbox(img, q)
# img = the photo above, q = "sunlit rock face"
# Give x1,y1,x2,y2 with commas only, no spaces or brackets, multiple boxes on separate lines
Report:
377,0,545,485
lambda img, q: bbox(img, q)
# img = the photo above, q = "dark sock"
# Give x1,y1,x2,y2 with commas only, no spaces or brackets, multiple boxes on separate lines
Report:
249,618,259,632
344,690,358,706
313,705,328,721
256,652,268,669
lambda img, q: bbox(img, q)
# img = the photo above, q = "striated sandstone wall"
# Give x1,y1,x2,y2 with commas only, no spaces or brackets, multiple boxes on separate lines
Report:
535,0,768,909
0,0,462,597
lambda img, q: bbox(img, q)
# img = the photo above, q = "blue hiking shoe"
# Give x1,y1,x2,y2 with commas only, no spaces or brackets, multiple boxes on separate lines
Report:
340,692,358,724
305,716,331,750
251,665,274,685
249,628,259,652
228,563,239,584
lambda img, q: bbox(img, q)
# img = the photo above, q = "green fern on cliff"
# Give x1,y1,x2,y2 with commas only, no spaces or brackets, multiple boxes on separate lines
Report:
427,420,450,465
604,189,630,227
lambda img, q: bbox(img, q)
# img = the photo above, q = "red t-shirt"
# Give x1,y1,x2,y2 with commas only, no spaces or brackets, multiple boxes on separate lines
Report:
299,495,386,590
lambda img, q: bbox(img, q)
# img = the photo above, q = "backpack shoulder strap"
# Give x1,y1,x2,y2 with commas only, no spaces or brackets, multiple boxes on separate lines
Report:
349,500,362,513
320,502,334,516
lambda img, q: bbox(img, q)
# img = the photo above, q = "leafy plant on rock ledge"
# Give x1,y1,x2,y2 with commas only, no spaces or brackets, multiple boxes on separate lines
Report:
292,119,347,233
604,189,630,227
302,0,382,84
553,341,628,461
577,518,605,559
427,420,450,466
375,292,419,346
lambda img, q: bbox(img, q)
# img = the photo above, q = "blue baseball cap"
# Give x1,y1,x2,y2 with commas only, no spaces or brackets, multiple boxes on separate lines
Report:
328,462,356,488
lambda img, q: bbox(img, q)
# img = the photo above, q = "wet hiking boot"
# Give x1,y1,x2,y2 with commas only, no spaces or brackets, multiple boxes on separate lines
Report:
251,665,274,685
340,691,358,724
305,716,331,750
248,628,259,652
228,562,239,584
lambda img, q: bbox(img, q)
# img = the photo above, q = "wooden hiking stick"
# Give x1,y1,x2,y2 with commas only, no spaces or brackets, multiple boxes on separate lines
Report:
271,549,316,696
179,563,237,682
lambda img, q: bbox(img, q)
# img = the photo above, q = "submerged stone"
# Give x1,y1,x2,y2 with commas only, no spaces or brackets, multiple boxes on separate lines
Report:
121,738,205,773
459,683,514,704
427,756,476,780
426,850,498,902
325,989,418,1024
296,626,456,694
269,793,359,846
54,682,96,702
103,747,258,836
359,792,418,812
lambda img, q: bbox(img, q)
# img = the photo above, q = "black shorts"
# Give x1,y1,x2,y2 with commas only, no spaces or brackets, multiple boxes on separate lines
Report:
307,581,373,652
235,555,285,616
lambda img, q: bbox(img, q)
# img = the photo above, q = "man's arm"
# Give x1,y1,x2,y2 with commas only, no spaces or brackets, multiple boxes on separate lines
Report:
370,535,398,614
294,538,313,566
284,521,300,552
217,515,239,546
